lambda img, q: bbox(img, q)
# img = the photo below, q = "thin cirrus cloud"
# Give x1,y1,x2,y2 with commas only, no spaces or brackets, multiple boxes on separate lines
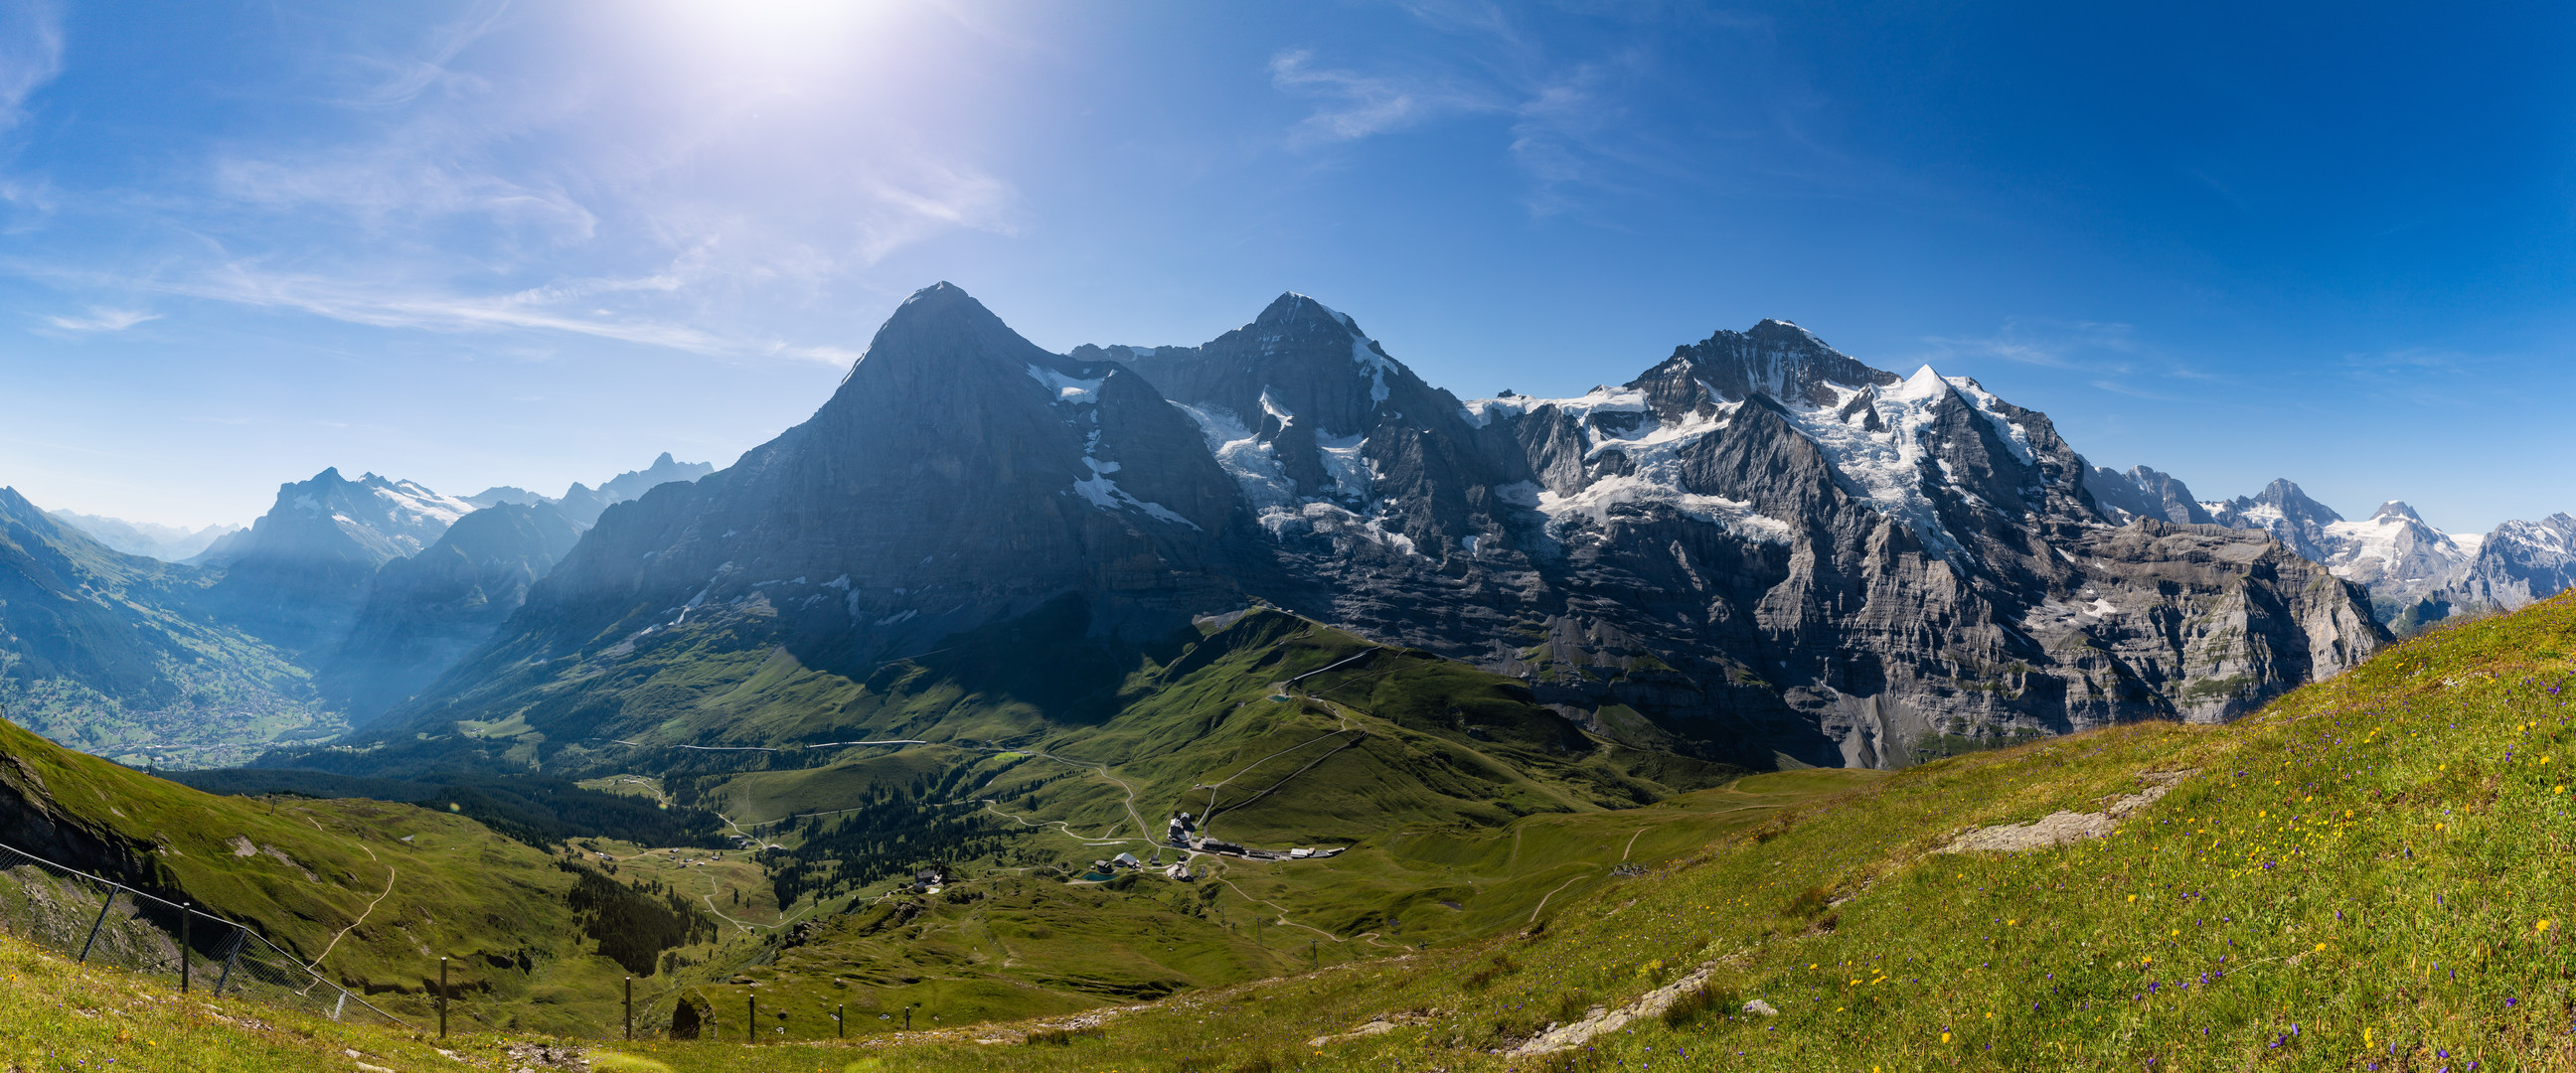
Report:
0,0,62,132
1268,50,1498,147
41,306,156,333
1265,18,1685,218
1921,320,2143,374
80,262,852,366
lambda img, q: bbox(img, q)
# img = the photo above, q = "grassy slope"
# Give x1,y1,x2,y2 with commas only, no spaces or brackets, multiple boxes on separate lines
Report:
550,588,2576,1071
0,718,664,1036
558,611,1775,1031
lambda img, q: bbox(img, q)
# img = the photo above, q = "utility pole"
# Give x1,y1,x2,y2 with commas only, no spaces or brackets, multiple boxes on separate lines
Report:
438,958,449,1039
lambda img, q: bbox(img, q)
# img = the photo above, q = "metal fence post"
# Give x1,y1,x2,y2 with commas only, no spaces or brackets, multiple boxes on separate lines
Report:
179,903,191,994
214,925,247,996
438,957,449,1039
623,977,632,1040
77,886,117,964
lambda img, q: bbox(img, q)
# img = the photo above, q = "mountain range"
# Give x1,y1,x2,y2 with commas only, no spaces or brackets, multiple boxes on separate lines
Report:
44,512,240,561
6,283,2571,776
279,283,2392,780
2086,469,2576,633
0,453,713,765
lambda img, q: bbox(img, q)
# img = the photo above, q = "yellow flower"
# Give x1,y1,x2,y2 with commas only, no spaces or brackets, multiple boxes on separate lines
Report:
2315,943,2328,952
2364,1027,2373,1046
2128,894,2137,902
2538,920,2552,932
1941,1032,1951,1043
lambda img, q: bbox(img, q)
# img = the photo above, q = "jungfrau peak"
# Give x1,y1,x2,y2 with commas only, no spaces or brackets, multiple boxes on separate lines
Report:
346,283,2384,773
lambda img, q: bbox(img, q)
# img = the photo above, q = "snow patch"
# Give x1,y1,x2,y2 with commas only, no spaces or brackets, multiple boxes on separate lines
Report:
1069,457,1200,530
1172,403,1298,510
1316,432,1374,501
1027,364,1105,404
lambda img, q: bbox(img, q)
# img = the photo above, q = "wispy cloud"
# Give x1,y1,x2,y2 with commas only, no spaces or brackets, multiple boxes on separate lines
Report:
2088,379,2183,401
1269,50,1496,147
5,257,850,365
853,158,1022,263
212,142,602,245
42,306,158,333
0,0,63,133
346,0,515,108
1921,319,2141,372
1265,8,1772,218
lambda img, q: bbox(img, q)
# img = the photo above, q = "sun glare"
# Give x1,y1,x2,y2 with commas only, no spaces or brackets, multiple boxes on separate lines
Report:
646,0,902,67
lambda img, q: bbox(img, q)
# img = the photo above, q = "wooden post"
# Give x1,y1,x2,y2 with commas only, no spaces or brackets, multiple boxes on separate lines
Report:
747,991,756,1045
78,887,117,964
179,903,191,994
837,1002,845,1039
624,977,633,1040
213,926,245,996
438,957,449,1039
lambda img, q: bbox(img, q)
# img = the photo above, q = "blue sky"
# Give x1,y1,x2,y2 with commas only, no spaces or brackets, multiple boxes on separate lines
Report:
2,1,2571,534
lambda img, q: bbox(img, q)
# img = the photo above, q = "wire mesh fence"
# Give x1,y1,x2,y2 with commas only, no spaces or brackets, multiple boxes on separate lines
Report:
0,839,415,1030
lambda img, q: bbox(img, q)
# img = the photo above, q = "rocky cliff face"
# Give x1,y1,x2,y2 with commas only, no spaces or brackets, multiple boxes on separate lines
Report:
357,284,2382,771
2449,514,2576,612
319,502,585,723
